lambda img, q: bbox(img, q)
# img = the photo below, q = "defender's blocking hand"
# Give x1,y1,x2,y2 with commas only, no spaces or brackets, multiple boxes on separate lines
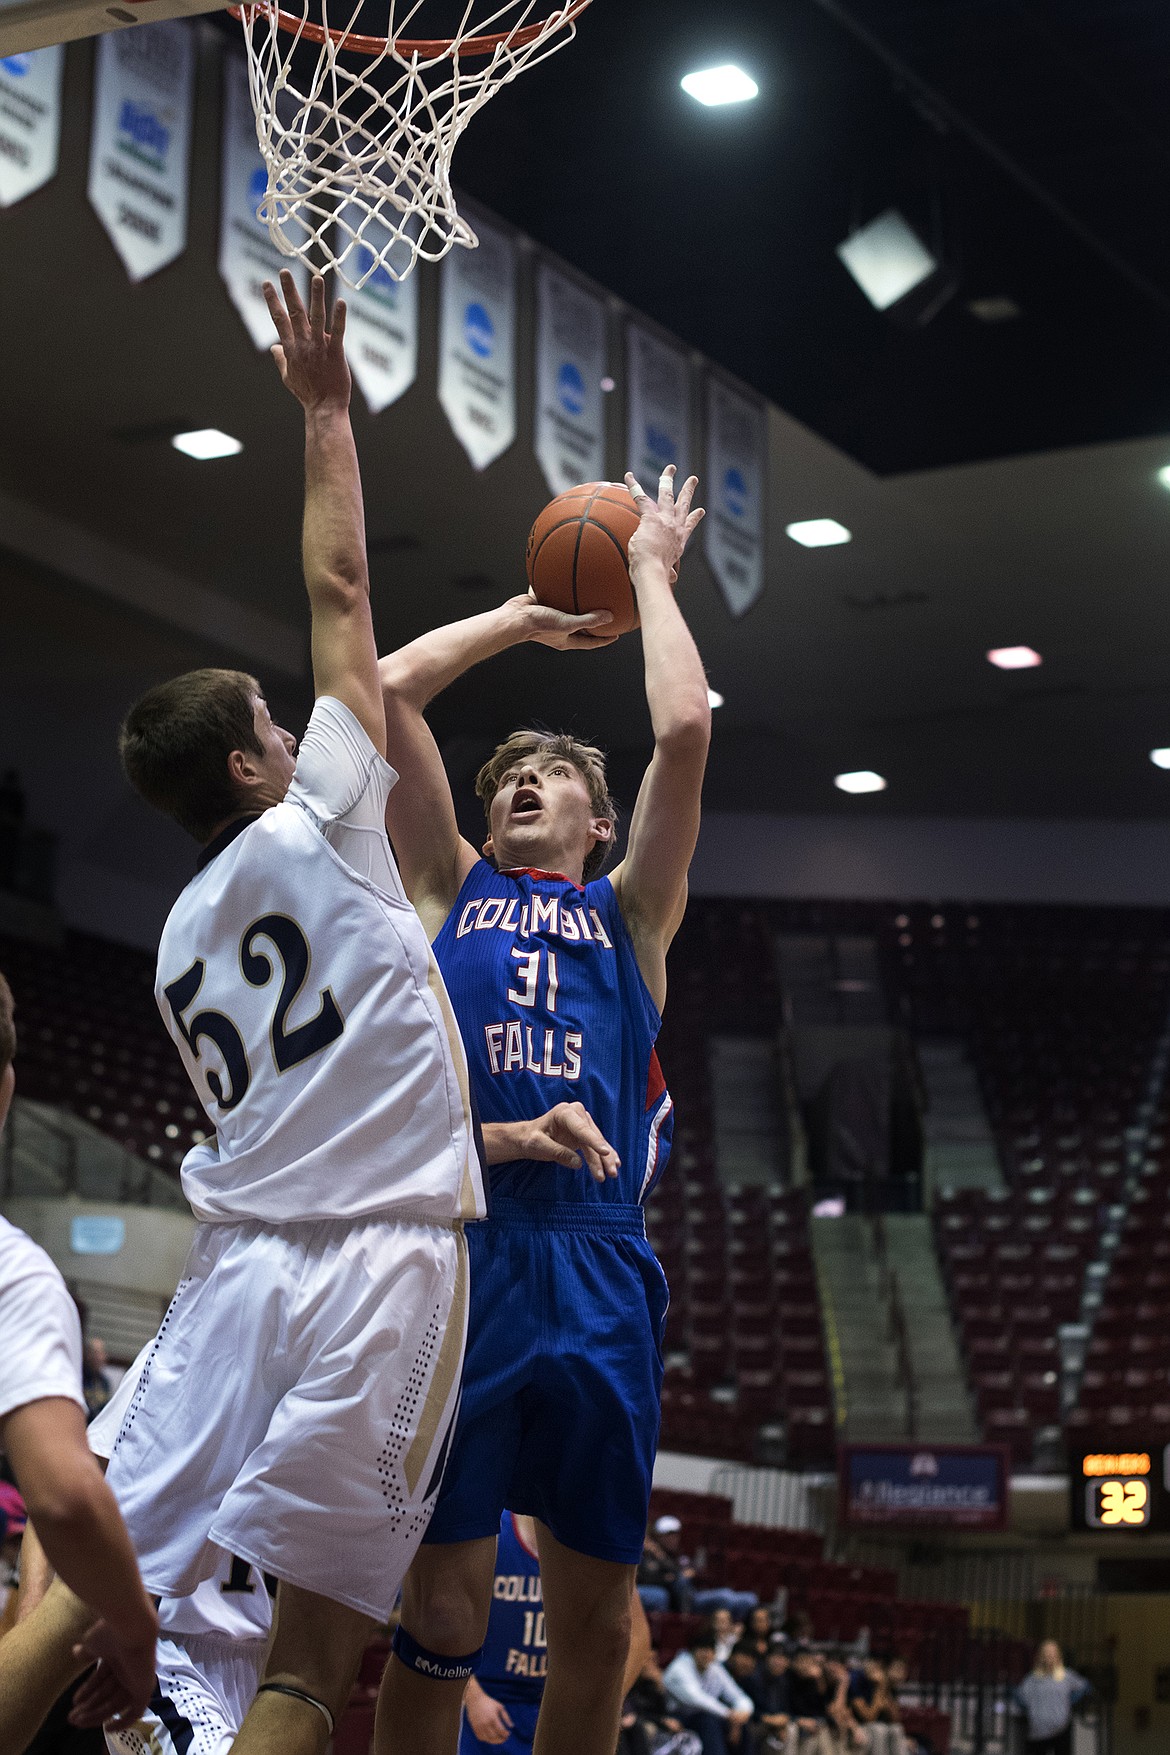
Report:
624,465,705,585
263,270,351,414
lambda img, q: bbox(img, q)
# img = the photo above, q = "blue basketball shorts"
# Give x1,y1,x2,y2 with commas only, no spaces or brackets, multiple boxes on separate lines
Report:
459,1695,540,1753
424,1200,669,1565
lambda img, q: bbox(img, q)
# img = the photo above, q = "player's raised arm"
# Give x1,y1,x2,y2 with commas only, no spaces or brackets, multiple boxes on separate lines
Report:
379,598,613,934
264,270,384,756
608,466,711,1010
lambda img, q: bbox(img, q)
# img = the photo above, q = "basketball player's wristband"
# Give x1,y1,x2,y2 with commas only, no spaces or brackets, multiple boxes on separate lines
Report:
392,1622,483,1683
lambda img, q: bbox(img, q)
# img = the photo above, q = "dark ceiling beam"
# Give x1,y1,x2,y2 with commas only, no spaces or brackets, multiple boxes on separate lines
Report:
806,0,1170,319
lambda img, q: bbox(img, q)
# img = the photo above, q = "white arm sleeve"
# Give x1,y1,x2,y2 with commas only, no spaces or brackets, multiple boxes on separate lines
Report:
287,695,405,893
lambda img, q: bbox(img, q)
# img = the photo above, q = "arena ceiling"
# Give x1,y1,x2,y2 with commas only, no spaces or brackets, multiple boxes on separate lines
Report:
3,0,1170,885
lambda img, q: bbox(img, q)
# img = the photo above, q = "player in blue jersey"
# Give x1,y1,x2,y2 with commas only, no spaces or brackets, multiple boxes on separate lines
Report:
374,463,709,1755
460,1511,546,1753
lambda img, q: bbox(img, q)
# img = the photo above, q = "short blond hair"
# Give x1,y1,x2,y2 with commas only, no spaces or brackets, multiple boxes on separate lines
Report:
476,730,617,882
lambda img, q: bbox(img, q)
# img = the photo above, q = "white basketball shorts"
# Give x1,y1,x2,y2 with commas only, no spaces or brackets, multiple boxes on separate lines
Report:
105,1635,264,1755
104,1214,468,1621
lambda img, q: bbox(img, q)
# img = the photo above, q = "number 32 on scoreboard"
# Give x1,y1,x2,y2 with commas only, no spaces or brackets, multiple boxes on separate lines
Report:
1087,1477,1150,1527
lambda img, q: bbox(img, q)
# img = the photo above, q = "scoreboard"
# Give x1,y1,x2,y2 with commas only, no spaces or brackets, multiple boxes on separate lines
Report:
1069,1444,1170,1533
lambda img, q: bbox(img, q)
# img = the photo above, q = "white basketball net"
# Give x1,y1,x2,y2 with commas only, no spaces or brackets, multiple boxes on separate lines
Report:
235,0,587,288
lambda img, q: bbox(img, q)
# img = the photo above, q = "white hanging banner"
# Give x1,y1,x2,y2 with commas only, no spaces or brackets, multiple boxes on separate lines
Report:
705,376,766,618
0,46,65,209
626,322,691,488
438,216,516,470
219,58,309,349
534,263,606,495
340,207,419,414
87,24,194,282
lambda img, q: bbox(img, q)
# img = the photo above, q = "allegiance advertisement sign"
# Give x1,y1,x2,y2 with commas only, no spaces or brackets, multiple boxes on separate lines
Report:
840,1444,1011,1531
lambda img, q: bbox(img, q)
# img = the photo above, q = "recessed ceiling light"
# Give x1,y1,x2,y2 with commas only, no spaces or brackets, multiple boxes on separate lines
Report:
835,770,887,795
786,519,852,548
171,428,243,460
987,646,1042,670
680,64,759,107
837,210,938,312
1157,466,1170,491
967,296,1021,323
1151,749,1170,770
707,688,725,709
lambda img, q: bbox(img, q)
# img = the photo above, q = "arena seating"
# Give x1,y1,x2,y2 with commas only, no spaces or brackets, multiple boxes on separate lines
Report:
891,903,1170,1463
0,929,208,1172
10,894,1170,1467
653,905,836,1467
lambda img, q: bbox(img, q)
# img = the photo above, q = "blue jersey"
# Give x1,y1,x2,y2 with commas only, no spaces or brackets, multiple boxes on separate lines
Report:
476,1512,547,1704
433,864,674,1205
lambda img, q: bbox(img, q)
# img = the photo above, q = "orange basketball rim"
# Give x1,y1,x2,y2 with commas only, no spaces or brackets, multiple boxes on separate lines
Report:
229,0,589,59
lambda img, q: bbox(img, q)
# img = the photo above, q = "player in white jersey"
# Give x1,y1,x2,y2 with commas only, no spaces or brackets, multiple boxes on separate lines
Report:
102,271,488,1755
0,971,157,1735
1,1344,273,1755
102,274,617,1755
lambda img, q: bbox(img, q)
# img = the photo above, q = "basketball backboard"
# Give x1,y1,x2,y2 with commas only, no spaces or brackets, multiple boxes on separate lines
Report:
0,0,225,56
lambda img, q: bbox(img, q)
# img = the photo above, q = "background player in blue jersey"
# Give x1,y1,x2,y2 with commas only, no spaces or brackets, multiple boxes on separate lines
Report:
374,463,710,1755
460,1512,546,1753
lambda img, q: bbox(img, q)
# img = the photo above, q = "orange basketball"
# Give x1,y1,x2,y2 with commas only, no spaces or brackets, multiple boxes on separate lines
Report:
526,482,642,637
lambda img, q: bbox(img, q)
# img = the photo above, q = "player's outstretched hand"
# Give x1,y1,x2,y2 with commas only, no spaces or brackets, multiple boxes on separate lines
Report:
466,1688,515,1745
519,1102,621,1184
625,465,705,585
506,593,618,650
68,1615,158,1730
263,270,351,415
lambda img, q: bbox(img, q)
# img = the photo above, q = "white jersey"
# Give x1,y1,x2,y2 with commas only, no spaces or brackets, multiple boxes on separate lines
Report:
156,696,486,1227
90,1344,272,1644
0,1217,86,1424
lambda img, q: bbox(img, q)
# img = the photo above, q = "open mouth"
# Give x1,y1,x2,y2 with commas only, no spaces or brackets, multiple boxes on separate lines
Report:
510,788,543,821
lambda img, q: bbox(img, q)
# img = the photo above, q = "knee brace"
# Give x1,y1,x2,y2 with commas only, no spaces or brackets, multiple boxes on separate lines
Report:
391,1623,483,1683
254,1681,335,1736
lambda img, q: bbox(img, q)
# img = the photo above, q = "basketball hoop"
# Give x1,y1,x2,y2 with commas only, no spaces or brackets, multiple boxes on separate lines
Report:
230,0,590,288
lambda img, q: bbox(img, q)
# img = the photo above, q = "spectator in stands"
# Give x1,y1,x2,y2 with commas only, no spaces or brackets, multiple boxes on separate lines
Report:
639,1517,757,1622
743,1607,776,1663
848,1659,905,1754
620,1656,703,1755
787,1650,839,1755
0,770,24,892
784,1611,816,1651
726,1641,764,1705
639,1515,697,1612
709,1606,741,1663
1013,1641,1090,1755
753,1643,795,1754
81,1341,112,1424
662,1628,755,1754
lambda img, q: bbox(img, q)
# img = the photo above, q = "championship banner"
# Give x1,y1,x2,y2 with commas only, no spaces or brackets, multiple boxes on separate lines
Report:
534,262,606,495
626,321,690,488
840,1444,1011,1531
218,58,308,349
438,215,516,470
340,206,419,414
88,23,194,282
705,376,766,618
0,46,64,208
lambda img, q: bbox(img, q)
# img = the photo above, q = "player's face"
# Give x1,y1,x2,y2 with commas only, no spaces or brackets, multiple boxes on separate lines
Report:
249,696,298,803
486,753,610,880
